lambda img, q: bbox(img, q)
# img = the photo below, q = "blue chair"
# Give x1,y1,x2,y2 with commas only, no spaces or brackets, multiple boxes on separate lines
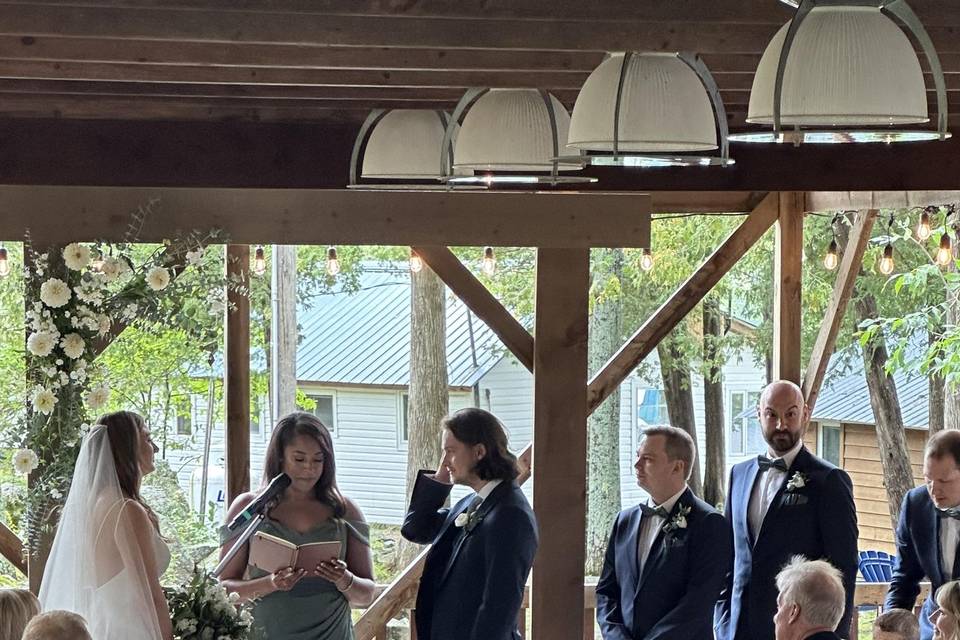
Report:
859,550,895,582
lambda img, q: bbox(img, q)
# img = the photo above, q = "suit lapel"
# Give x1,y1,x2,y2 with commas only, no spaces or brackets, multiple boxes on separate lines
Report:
621,506,642,590
755,446,809,546
637,489,691,589
930,501,948,584
741,459,760,544
437,481,511,586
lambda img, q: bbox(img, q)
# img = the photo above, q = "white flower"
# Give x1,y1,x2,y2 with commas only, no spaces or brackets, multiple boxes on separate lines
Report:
97,315,111,336
32,387,58,414
62,243,91,271
786,472,807,492
60,333,85,359
454,512,469,528
146,266,170,291
185,248,205,265
12,449,39,475
123,303,139,319
85,384,110,411
49,487,62,500
675,515,687,529
39,278,71,308
228,591,241,604
27,331,57,357
100,257,122,282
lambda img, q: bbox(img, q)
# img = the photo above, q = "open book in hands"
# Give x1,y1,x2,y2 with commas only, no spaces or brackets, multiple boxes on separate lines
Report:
248,531,342,574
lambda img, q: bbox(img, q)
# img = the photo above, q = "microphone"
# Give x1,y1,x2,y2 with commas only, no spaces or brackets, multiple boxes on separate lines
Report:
226,472,292,532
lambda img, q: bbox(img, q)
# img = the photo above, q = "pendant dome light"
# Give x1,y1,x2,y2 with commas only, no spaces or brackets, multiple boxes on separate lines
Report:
565,52,734,167
730,0,949,144
349,108,457,188
442,88,595,186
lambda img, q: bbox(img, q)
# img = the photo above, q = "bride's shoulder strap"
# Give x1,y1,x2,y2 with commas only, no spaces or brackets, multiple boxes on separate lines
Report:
93,498,137,546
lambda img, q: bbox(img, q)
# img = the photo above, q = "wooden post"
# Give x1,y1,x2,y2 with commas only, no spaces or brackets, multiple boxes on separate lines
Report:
774,192,804,385
802,209,878,412
225,244,251,505
531,248,590,640
270,244,298,421
0,521,26,575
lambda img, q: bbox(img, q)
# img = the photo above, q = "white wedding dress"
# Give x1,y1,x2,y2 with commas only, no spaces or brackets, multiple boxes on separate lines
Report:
39,426,168,640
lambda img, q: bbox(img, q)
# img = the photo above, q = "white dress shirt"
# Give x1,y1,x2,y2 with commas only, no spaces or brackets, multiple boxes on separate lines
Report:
941,509,960,579
475,479,503,503
748,440,803,540
637,485,688,573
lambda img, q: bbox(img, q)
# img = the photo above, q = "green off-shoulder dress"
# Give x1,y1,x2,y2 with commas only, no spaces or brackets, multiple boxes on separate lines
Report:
220,516,370,640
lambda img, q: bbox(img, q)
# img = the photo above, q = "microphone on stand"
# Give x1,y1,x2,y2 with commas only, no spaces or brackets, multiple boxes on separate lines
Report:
226,472,292,532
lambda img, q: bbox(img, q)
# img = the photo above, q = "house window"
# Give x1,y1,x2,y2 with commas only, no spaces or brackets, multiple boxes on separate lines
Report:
308,393,336,434
399,393,409,443
729,390,763,456
176,413,192,436
820,424,842,466
637,389,669,427
175,396,192,435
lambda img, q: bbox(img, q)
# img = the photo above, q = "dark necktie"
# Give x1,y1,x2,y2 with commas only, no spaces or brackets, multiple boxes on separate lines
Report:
757,455,788,473
639,504,668,519
938,508,960,520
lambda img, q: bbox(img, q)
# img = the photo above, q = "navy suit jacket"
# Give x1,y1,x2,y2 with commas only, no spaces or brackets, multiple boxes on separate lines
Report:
596,488,732,640
886,486,950,640
714,446,859,640
400,471,538,640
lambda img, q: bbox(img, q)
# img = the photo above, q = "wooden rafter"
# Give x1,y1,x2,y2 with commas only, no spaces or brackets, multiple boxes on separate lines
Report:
802,210,879,412
0,521,26,575
773,192,804,385
412,246,534,372
586,192,781,413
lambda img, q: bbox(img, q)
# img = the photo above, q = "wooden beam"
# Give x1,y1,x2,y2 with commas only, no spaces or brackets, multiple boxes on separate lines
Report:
803,209,878,412
587,192,780,412
805,191,960,212
412,246,534,372
0,521,26,575
225,244,251,505
0,186,652,248
774,192,804,385
531,247,590,640
270,245,298,420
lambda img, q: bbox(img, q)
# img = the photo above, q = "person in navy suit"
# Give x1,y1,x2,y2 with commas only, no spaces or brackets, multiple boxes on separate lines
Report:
886,429,960,640
596,425,732,640
773,557,847,640
400,408,538,640
714,380,859,640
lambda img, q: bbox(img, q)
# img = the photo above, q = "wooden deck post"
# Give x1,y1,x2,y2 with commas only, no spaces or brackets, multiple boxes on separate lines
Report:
225,244,251,505
531,248,590,640
774,192,804,385
270,244,298,421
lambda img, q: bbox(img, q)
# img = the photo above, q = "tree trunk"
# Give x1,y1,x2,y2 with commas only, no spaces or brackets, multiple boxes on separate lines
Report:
585,249,623,576
658,334,703,496
702,298,726,509
929,327,946,435
856,293,914,530
398,264,449,566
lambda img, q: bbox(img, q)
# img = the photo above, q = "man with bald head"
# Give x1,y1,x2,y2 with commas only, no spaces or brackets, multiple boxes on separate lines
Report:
714,380,858,640
886,429,960,640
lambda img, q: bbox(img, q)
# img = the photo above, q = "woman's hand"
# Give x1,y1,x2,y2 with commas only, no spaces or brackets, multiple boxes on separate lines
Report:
270,567,305,592
315,558,352,590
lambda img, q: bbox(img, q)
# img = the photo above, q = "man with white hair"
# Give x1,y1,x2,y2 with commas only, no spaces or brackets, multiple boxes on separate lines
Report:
773,557,846,640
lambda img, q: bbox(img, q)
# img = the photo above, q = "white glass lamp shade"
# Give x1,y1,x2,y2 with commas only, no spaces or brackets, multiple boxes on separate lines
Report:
748,6,928,126
568,53,718,153
453,89,580,172
361,109,453,179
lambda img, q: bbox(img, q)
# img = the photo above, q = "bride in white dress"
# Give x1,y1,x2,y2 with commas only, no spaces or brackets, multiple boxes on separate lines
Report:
39,410,173,640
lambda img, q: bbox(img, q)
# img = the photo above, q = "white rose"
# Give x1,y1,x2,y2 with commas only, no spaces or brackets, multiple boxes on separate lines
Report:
32,387,58,415
39,278,71,308
12,449,39,475
60,333,85,359
146,266,171,291
62,243,91,271
27,331,57,357
186,248,205,265
100,257,122,282
97,315,111,336
454,512,469,528
84,384,110,411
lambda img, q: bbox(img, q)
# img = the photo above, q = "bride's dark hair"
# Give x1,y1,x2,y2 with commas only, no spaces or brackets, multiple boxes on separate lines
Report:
98,410,162,533
263,411,345,517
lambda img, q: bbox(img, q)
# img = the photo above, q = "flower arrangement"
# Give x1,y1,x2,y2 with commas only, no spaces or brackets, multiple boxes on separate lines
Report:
662,504,691,535
165,566,253,640
785,472,808,492
13,201,232,550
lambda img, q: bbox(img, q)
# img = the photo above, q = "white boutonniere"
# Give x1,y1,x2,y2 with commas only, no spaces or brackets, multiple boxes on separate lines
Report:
786,471,807,492
454,512,470,528
662,504,691,534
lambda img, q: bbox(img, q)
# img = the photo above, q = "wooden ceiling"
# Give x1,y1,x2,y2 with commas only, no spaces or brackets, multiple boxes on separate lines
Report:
0,0,958,130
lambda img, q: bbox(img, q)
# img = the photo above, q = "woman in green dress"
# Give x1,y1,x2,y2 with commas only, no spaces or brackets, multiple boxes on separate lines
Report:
218,412,375,640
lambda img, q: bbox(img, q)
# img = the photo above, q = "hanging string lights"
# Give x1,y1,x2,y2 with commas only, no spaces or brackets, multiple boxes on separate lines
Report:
409,248,423,273
823,213,841,271
916,207,933,241
640,248,655,272
481,246,496,277
252,245,267,276
878,212,896,275
0,245,9,277
326,247,341,276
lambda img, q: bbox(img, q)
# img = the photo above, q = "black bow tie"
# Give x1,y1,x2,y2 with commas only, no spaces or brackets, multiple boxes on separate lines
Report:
639,504,669,519
757,456,788,473
938,508,960,520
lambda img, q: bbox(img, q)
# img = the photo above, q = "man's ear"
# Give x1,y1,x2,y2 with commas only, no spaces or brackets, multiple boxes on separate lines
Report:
789,603,801,625
475,443,487,461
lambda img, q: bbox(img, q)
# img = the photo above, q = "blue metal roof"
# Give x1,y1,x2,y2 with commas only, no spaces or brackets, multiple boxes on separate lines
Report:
812,343,928,429
296,268,505,388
